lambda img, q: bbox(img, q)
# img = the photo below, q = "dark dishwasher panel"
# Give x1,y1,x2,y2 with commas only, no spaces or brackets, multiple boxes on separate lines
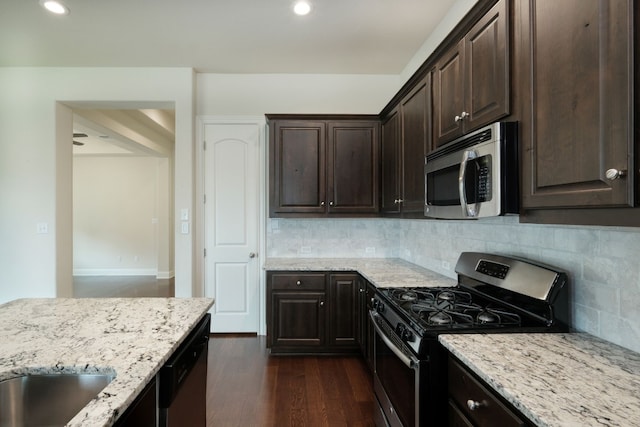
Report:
158,313,210,427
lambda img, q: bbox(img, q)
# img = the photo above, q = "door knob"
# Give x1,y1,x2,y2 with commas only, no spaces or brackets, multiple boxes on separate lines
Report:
249,252,257,258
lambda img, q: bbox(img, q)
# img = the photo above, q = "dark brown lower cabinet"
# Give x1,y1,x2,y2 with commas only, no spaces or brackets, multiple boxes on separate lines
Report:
113,378,156,426
267,271,361,354
448,356,532,427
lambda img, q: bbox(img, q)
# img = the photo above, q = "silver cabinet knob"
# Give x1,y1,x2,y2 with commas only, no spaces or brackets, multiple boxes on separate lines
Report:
296,280,302,286
454,112,469,122
249,252,257,258
605,168,627,180
329,201,334,206
320,201,325,206
319,301,324,306
467,399,486,411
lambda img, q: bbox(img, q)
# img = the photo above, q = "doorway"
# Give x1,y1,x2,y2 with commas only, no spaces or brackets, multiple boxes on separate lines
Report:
199,118,265,333
70,106,176,297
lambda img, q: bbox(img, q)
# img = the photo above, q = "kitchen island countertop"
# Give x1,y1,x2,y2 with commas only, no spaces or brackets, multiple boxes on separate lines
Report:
0,297,214,426
439,332,640,427
264,257,457,288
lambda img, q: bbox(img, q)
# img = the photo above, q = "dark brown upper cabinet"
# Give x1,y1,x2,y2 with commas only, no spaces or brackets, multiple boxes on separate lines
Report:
433,0,510,148
381,75,431,215
268,116,380,217
517,0,635,212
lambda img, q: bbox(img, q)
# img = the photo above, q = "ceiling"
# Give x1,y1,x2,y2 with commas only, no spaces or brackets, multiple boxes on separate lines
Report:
1,0,459,74
72,108,175,156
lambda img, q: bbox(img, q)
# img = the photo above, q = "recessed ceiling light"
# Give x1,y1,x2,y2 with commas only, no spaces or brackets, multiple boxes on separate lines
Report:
293,1,311,16
39,0,70,15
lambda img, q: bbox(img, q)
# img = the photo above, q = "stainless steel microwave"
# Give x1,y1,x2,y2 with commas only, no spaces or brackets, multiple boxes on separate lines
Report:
424,121,519,219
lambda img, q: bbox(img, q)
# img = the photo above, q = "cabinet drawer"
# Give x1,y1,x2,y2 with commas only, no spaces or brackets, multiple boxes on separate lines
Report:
270,273,326,290
448,358,526,427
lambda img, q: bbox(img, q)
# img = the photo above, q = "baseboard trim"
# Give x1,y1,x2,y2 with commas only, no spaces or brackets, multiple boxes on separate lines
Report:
73,268,158,276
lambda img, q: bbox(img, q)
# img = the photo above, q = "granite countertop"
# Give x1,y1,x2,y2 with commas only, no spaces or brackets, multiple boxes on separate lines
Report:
264,257,457,288
0,297,214,427
439,333,640,427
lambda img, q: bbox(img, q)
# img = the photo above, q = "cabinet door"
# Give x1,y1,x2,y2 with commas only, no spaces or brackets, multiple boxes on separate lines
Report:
464,0,509,131
381,108,401,213
433,40,465,147
271,292,326,348
519,0,633,209
327,274,359,348
400,74,431,213
270,120,326,214
327,121,380,213
433,0,510,148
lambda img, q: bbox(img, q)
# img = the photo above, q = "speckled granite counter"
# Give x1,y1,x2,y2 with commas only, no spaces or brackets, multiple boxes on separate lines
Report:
439,333,640,427
0,297,214,427
264,257,457,288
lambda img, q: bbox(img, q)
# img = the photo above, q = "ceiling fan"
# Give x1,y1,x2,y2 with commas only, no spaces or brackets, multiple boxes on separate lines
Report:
73,132,87,146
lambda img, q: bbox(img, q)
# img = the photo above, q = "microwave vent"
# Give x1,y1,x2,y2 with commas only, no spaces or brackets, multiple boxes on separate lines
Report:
427,128,493,161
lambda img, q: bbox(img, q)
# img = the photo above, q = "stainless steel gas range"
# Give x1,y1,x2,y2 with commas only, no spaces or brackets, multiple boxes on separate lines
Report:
369,252,569,427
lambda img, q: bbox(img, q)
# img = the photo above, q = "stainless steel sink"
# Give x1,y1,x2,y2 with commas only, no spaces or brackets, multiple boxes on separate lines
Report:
0,373,114,427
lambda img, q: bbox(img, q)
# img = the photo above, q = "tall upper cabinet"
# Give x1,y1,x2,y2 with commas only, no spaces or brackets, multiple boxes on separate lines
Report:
432,0,510,148
517,0,636,216
381,75,431,215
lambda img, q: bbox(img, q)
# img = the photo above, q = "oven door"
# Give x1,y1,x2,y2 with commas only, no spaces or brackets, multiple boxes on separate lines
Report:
370,310,422,427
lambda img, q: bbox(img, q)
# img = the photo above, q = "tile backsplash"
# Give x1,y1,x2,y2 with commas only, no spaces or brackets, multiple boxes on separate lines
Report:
267,216,640,353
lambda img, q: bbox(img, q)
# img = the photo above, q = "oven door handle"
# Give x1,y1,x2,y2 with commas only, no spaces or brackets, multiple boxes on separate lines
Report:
369,311,419,369
458,149,479,218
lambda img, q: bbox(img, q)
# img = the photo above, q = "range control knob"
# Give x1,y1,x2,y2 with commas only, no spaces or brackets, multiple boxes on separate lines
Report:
402,329,415,342
396,323,406,336
377,302,385,313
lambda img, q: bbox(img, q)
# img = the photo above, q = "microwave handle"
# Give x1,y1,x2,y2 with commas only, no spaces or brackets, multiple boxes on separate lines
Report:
459,149,478,218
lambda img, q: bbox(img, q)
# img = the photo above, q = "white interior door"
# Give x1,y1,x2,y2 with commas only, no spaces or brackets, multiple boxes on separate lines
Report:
204,122,261,332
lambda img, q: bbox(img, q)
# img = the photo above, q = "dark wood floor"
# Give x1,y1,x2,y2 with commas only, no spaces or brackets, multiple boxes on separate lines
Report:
207,335,375,427
74,278,374,425
73,276,174,297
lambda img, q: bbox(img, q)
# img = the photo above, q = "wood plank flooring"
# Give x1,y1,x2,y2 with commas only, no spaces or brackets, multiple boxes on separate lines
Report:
207,335,375,427
73,276,174,297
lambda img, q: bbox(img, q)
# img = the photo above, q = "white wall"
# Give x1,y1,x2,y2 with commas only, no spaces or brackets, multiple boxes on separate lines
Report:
73,156,163,276
0,67,195,303
197,74,400,115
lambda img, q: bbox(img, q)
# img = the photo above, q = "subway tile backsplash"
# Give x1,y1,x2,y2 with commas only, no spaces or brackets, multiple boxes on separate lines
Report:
267,216,640,353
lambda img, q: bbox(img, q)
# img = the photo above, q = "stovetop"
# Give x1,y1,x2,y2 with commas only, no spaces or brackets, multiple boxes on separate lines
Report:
371,252,569,357
377,286,530,335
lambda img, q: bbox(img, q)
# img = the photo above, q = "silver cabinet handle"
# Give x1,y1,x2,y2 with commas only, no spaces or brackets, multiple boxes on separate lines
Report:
454,115,462,122
249,252,257,258
467,399,486,411
605,168,627,180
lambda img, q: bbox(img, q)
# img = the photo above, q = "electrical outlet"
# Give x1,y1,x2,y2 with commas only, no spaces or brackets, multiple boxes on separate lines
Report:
36,223,48,234
441,260,450,270
365,247,376,255
300,246,311,254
